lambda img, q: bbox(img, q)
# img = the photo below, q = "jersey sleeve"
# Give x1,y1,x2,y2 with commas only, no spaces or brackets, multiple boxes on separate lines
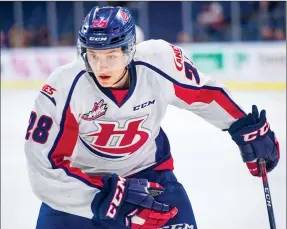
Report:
24,67,103,219
150,40,246,130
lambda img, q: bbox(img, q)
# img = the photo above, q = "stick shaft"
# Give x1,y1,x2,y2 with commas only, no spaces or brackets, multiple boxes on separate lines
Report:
259,159,276,229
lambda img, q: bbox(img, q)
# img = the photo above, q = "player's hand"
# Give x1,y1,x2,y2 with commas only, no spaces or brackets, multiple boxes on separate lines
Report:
228,105,280,176
91,174,178,228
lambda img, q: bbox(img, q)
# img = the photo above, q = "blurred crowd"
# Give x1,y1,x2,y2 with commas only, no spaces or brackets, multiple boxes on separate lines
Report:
177,1,286,43
1,1,286,48
1,25,74,48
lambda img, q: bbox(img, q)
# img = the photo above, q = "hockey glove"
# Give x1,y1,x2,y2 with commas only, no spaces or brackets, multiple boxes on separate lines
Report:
228,105,280,176
91,174,178,229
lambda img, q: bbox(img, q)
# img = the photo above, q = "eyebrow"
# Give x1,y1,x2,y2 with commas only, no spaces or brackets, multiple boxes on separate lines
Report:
106,50,118,54
88,50,119,54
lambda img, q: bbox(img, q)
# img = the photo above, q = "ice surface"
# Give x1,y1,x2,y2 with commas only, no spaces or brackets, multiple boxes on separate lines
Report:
1,89,286,229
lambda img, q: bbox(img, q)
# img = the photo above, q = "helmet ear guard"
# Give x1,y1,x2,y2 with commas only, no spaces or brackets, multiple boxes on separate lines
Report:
121,36,136,67
80,46,93,73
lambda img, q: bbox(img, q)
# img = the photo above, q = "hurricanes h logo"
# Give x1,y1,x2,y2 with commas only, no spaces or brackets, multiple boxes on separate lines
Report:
81,115,151,159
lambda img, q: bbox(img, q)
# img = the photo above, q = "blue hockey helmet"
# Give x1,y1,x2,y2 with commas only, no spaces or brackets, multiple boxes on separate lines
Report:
78,6,136,70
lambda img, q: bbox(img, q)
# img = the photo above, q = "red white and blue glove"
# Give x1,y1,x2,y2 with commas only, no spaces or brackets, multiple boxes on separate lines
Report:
91,174,178,229
228,105,280,176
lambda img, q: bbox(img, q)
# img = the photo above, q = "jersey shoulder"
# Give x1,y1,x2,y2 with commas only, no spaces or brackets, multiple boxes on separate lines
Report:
133,39,207,88
45,58,87,93
134,39,174,62
38,58,87,108
134,39,184,73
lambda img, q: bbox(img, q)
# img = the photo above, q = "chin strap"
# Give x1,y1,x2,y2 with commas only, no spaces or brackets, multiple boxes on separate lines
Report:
110,67,129,88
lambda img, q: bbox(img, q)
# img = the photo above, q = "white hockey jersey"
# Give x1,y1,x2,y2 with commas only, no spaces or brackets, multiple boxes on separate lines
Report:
24,39,246,219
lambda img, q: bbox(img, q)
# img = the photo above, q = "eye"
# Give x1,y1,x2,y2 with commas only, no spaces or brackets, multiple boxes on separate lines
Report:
107,55,117,60
89,54,99,60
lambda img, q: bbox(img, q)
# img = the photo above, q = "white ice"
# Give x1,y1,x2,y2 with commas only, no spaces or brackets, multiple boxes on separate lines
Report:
1,89,286,229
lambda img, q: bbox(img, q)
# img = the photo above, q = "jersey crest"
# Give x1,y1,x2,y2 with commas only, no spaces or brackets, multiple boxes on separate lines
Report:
80,115,151,160
81,99,108,121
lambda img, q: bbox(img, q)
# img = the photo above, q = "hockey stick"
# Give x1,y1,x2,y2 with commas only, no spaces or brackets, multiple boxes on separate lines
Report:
259,159,276,229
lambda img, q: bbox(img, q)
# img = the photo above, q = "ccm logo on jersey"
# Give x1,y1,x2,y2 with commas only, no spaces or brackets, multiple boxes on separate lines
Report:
160,223,194,229
81,99,107,121
40,84,57,106
241,121,270,142
170,44,183,71
133,99,155,111
106,176,126,218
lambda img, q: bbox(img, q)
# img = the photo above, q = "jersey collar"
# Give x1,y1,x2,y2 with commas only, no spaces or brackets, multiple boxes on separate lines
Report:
91,60,137,108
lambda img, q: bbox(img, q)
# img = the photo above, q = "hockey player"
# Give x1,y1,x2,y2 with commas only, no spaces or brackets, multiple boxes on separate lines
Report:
25,6,280,229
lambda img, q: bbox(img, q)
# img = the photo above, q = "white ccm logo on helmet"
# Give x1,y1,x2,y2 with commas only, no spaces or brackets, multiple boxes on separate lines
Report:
89,37,108,41
160,224,194,229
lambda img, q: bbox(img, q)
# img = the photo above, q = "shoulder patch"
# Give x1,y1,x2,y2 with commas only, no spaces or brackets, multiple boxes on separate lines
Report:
40,84,57,106
169,44,183,71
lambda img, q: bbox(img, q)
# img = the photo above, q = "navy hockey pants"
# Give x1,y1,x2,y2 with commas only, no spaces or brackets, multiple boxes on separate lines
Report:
36,170,197,229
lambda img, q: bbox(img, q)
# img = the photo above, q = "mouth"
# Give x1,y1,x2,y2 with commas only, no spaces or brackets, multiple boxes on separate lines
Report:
98,74,111,81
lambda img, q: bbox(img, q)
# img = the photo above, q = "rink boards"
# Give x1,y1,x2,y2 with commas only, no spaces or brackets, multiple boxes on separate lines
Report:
1,42,286,90
1,80,285,90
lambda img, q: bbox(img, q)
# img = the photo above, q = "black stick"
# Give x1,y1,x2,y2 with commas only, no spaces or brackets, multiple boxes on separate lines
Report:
259,159,277,229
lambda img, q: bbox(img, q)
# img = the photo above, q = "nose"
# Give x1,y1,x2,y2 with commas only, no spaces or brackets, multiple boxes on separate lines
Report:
96,59,108,71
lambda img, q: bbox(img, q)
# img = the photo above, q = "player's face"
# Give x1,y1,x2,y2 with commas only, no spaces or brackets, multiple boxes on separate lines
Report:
87,48,127,87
